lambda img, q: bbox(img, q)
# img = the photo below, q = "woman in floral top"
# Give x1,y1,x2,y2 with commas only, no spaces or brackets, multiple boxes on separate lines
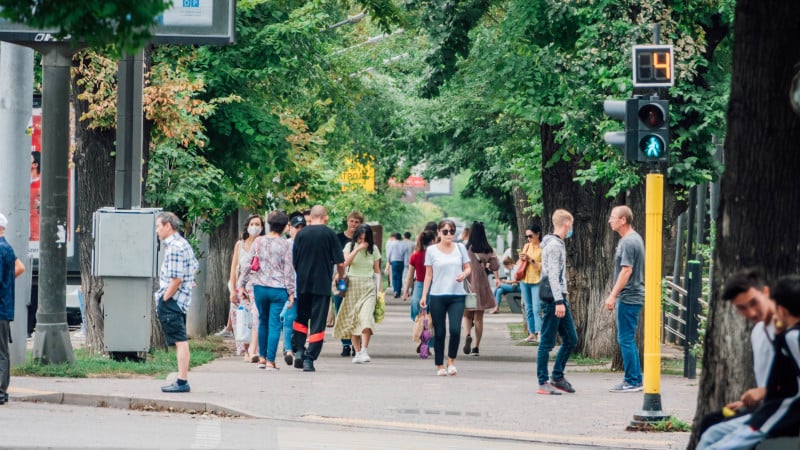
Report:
239,211,294,370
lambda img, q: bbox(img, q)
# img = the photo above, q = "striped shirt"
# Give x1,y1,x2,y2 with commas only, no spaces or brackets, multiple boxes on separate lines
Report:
156,233,199,313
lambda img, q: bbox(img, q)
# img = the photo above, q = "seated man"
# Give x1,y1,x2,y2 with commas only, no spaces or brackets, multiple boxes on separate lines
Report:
698,268,776,434
490,257,520,314
697,274,800,450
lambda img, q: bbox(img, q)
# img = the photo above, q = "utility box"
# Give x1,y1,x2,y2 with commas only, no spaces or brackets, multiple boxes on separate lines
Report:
92,208,160,353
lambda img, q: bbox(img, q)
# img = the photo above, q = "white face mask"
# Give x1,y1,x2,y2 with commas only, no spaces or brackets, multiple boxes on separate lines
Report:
247,226,262,236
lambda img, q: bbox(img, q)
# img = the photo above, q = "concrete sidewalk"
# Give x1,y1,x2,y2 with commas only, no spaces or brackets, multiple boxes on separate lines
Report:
10,295,698,449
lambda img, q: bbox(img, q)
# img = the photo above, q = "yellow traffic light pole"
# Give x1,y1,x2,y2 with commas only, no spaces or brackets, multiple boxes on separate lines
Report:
634,172,670,423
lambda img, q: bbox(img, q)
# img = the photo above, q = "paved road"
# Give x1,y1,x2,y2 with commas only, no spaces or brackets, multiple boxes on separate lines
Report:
9,295,697,449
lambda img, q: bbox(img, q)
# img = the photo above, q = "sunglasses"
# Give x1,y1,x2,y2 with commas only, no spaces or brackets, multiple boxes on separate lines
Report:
440,229,456,235
526,234,535,239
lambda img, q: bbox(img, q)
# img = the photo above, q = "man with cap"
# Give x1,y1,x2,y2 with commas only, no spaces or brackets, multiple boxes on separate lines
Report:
0,213,26,405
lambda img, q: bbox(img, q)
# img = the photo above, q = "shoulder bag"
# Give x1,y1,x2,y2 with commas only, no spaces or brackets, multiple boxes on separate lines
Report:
514,244,529,282
457,244,478,308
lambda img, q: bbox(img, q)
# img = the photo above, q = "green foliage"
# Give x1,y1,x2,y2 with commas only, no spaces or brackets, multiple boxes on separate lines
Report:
648,416,691,432
0,0,171,56
11,338,224,378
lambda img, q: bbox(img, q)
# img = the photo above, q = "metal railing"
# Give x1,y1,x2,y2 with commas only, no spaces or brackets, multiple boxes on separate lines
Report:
662,261,705,379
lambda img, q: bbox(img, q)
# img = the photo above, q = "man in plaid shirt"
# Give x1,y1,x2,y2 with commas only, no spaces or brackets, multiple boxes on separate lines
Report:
155,212,199,393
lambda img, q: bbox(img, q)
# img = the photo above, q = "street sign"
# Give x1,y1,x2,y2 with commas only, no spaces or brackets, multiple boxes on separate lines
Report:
632,44,674,88
0,0,235,45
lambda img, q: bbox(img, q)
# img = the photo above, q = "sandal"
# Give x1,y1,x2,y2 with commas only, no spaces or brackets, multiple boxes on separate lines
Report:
251,354,260,363
257,358,267,369
437,368,448,377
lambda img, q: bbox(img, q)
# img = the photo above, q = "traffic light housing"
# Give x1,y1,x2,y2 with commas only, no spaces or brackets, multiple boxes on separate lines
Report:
603,97,670,164
603,98,638,162
634,99,669,163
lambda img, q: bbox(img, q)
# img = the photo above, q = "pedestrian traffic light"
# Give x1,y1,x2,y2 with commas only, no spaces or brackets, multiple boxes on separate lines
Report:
635,99,669,163
603,98,637,162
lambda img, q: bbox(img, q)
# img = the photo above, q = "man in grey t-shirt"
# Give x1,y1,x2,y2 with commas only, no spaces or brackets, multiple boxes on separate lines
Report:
604,205,645,392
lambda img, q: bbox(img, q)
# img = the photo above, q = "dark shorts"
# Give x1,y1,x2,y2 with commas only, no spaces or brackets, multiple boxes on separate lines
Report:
157,297,187,346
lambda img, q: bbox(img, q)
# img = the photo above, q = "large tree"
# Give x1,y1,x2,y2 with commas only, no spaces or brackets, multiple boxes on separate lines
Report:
689,1,800,447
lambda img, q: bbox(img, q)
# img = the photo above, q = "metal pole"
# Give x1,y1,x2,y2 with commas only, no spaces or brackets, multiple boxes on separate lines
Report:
31,44,75,364
0,42,34,365
684,261,701,379
115,49,145,209
695,183,706,255
634,172,669,423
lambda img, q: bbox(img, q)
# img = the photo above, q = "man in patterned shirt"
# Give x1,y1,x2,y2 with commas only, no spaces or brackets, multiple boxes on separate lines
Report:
155,212,199,393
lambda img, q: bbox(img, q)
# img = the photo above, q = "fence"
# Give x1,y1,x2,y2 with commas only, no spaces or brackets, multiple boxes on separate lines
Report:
662,260,707,379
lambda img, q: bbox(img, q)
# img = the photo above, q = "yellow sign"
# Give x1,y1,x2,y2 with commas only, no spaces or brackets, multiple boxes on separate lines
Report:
340,158,375,192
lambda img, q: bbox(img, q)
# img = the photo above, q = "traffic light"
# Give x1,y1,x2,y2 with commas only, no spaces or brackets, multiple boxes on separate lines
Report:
603,98,637,162
634,99,669,163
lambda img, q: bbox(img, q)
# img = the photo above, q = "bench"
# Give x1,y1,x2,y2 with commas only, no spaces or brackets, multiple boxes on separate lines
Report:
504,292,523,314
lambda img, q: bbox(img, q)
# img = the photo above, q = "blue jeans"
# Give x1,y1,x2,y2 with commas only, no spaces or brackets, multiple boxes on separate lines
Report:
254,285,288,363
410,281,428,320
696,414,764,449
428,294,466,366
519,282,542,335
391,261,404,296
537,299,578,385
280,299,297,354
333,295,352,347
493,283,520,310
617,302,643,385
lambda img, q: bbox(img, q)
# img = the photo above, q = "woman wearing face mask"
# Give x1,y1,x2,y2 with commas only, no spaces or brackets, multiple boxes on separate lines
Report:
228,214,266,362
238,210,295,370
420,219,472,376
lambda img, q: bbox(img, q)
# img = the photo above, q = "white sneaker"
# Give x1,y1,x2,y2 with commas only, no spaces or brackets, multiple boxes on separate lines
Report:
214,328,233,338
361,348,371,363
352,350,366,364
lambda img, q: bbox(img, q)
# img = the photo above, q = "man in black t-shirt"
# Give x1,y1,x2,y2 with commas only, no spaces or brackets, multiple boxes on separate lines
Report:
292,205,345,372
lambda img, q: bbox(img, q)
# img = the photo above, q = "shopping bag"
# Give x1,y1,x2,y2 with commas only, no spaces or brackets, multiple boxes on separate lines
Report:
373,292,385,323
234,305,251,342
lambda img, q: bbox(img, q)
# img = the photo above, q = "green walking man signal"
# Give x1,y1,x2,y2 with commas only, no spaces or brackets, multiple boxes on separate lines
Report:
603,96,669,163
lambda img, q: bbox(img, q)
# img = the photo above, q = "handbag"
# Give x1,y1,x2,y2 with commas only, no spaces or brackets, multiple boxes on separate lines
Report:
463,279,478,309
250,256,260,272
539,274,555,302
514,244,529,282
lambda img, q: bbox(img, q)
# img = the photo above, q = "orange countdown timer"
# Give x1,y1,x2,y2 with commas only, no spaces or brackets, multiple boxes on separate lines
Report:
632,45,674,88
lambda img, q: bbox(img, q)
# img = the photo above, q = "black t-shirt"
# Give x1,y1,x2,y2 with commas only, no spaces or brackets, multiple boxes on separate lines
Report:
294,225,344,296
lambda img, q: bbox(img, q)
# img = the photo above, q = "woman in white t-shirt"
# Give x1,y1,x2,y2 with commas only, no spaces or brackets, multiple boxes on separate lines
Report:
420,219,472,377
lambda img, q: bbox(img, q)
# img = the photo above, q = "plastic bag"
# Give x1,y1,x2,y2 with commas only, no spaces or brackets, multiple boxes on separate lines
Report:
234,305,251,342
373,292,385,323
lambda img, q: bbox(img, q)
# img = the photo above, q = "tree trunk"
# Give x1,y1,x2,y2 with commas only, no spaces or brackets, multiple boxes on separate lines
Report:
70,54,115,355
540,123,619,359
205,211,238,334
510,173,532,257
688,1,800,447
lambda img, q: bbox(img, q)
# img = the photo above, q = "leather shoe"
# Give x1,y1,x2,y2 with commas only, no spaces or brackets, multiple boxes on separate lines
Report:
161,380,190,393
302,358,315,372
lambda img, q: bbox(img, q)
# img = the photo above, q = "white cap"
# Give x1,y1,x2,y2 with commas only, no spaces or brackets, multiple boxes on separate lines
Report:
0,213,6,229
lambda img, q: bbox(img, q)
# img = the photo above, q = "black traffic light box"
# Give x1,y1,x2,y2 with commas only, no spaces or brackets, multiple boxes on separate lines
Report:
603,97,669,164
634,98,669,163
603,98,638,162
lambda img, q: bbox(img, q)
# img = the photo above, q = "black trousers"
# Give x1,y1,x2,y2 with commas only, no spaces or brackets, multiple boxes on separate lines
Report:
0,320,10,401
292,294,330,361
